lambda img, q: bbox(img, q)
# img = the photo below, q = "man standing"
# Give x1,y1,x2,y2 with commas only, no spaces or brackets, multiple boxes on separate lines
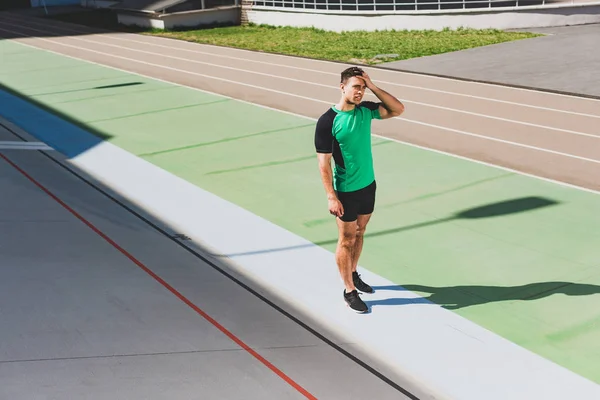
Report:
314,67,405,313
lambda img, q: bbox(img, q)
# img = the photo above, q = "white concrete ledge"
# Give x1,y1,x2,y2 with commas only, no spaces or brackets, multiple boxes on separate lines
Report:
117,6,240,29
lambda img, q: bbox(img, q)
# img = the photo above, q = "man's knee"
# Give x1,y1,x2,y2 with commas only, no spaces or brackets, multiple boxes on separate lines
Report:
356,217,371,237
339,230,357,248
356,223,367,237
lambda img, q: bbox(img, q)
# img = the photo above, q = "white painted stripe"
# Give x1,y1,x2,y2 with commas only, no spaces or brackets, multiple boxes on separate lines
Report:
4,15,600,120
2,26,599,166
403,120,600,164
9,22,597,139
80,40,600,118
5,114,597,400
0,141,53,150
4,33,600,197
3,12,600,106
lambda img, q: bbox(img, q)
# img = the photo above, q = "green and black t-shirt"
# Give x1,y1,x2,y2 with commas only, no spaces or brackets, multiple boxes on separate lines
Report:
314,101,382,192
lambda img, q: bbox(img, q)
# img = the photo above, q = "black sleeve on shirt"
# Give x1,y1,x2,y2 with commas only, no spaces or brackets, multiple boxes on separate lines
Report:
314,109,336,154
359,101,382,119
359,101,380,110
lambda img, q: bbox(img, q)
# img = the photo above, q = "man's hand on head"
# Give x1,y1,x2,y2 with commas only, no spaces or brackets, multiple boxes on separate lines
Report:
357,70,376,91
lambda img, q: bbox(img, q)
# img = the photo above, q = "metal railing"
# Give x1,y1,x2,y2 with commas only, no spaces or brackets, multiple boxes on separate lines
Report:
249,0,576,11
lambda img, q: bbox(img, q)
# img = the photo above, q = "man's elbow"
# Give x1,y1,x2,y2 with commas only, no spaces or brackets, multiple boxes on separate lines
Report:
384,103,404,118
392,103,405,117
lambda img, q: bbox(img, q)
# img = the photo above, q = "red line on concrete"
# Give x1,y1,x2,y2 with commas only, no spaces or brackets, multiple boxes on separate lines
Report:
0,152,318,400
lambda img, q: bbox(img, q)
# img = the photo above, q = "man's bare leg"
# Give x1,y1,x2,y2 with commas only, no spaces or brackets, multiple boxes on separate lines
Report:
337,217,369,313
349,213,374,294
352,213,372,273
336,218,357,293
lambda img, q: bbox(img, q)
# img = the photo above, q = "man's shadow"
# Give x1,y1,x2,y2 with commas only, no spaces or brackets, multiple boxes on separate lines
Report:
355,195,577,310
366,282,600,309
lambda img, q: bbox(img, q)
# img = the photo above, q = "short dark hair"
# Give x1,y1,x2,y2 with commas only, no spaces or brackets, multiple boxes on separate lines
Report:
341,66,364,84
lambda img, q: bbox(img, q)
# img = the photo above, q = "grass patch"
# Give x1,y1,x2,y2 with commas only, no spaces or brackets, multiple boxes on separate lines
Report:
46,10,542,64
146,24,541,64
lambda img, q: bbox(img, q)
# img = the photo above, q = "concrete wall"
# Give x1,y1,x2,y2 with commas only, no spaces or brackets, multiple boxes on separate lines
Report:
163,6,240,28
117,13,165,28
246,3,600,31
117,6,240,29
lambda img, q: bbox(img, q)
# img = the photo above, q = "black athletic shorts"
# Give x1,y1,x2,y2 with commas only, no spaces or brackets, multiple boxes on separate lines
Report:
336,180,376,222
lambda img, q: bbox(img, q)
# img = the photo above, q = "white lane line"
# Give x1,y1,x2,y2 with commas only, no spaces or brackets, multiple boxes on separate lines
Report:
3,20,596,141
81,36,600,118
2,26,599,164
5,26,599,163
0,141,53,150
3,30,600,197
3,13,600,114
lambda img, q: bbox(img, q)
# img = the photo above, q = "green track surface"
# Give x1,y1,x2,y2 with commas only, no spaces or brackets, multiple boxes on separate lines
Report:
2,39,600,383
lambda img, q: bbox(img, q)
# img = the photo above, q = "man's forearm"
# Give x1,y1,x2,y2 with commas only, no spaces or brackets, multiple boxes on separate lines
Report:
319,163,337,200
370,85,405,115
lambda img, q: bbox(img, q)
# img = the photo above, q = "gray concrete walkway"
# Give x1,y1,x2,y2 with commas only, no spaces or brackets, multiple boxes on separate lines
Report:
383,23,600,98
0,123,410,400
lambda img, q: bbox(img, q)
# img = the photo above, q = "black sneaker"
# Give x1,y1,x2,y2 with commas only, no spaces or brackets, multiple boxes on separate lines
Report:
344,289,368,313
353,271,374,294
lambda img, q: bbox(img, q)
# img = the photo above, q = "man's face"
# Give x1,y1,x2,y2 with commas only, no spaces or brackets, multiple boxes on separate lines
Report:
341,76,366,105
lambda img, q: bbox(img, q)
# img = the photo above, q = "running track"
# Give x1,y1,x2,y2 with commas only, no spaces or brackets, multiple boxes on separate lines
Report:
1,11,600,193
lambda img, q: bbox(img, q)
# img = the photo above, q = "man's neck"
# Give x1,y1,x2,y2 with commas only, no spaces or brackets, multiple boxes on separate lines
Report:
336,99,356,112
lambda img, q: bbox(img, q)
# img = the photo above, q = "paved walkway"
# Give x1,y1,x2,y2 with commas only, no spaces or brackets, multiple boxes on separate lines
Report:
0,119,412,400
383,23,600,98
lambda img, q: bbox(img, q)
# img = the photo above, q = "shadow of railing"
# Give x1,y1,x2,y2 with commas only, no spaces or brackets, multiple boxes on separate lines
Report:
0,7,150,40
0,82,115,157
223,196,560,257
